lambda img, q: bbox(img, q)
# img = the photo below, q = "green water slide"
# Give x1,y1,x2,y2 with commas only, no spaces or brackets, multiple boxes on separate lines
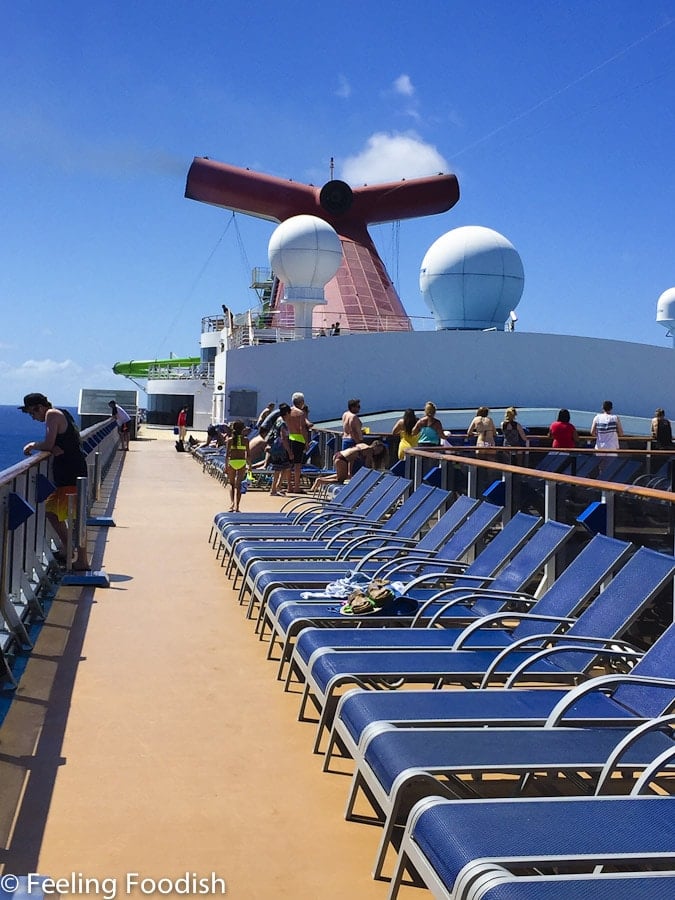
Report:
112,358,201,377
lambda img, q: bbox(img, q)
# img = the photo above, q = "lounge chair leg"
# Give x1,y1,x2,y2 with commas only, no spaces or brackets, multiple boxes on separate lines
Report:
344,769,366,820
297,684,313,721
253,596,267,629
284,658,300,692
373,814,398,881
265,630,278,659
386,849,409,900
258,614,269,642
323,732,338,771
313,700,335,754
275,638,293,679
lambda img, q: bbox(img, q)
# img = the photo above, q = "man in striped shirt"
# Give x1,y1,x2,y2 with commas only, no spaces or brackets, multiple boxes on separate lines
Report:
591,400,624,452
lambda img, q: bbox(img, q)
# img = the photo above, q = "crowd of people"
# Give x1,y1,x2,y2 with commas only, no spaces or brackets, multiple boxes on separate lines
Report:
192,393,675,512
22,381,674,562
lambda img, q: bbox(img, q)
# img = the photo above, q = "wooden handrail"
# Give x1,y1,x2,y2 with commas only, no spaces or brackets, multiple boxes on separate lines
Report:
408,447,675,502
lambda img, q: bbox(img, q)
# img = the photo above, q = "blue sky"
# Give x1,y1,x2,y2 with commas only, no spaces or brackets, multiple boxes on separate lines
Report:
2,0,674,405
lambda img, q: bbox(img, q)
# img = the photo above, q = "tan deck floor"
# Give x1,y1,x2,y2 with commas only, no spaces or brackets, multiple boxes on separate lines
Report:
0,431,411,898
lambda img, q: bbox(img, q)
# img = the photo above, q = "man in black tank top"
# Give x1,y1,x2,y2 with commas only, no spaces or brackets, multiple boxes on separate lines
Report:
20,392,90,570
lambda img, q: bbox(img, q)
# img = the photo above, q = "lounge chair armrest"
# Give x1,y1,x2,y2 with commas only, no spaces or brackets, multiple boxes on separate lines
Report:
343,535,415,558
453,612,576,649
329,528,409,554
284,498,326,519
595,713,675,794
380,557,468,583
632,744,675,794
401,566,494,595
546,674,675,725
346,541,424,567
324,526,381,549
323,522,402,547
498,637,644,689
355,545,434,573
313,512,395,539
368,551,468,580
311,515,371,539
422,587,538,627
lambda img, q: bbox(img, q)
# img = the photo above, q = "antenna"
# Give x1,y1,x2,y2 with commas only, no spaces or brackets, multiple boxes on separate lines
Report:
329,157,334,180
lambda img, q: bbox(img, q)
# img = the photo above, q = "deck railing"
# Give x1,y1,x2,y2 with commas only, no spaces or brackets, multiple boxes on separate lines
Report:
0,418,120,682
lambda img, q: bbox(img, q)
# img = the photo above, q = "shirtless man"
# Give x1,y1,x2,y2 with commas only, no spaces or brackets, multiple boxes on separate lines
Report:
341,398,364,450
287,391,312,493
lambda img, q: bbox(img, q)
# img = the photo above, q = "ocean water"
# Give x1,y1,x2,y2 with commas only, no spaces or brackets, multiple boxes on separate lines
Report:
0,404,80,473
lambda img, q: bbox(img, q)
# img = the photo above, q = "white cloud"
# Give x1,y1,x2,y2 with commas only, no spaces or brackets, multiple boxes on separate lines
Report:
394,74,415,97
335,74,352,99
19,358,83,375
341,132,449,185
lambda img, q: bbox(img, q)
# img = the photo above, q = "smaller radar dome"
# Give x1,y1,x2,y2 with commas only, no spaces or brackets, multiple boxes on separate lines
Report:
656,287,675,336
268,215,342,299
420,225,524,330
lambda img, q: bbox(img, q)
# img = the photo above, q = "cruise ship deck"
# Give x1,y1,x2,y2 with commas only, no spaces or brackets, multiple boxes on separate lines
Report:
0,430,391,898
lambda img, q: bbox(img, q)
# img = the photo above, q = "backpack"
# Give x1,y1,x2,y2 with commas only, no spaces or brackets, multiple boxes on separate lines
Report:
266,421,287,464
502,421,524,447
175,440,186,453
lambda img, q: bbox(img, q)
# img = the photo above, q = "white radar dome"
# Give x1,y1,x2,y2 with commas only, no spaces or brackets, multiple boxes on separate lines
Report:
656,287,675,336
420,225,524,330
268,215,342,300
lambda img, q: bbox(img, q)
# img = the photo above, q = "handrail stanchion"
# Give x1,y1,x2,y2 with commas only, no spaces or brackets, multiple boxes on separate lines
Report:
601,489,615,539
76,476,88,558
503,469,514,523
543,480,558,589
93,452,102,501
66,493,76,572
467,464,479,499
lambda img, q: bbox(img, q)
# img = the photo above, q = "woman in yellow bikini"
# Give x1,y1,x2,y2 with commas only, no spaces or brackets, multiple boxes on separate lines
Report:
392,408,419,460
225,420,250,512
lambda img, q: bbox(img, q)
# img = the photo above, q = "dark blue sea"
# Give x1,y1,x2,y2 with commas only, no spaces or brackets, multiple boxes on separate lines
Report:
0,405,80,473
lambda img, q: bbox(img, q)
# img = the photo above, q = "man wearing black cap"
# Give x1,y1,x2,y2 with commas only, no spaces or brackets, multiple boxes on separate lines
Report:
21,393,90,570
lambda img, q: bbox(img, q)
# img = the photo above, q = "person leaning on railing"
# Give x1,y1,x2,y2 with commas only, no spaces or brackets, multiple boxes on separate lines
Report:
651,408,674,450
20,392,90,571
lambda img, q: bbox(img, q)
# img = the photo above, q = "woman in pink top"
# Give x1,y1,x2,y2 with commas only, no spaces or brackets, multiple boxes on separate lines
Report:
548,409,577,448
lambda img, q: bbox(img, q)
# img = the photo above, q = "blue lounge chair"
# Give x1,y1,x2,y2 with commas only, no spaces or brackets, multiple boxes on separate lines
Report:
348,711,675,879
258,496,489,653
221,474,411,569
389,795,675,900
248,495,489,621
210,467,385,553
228,482,449,585
273,518,567,676
235,479,431,613
463,871,675,900
265,505,530,676
252,509,559,638
211,466,384,549
299,546,674,753
251,496,494,629
289,533,631,679
326,620,675,771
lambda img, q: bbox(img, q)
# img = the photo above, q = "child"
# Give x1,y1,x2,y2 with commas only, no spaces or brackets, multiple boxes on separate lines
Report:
225,420,250,511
